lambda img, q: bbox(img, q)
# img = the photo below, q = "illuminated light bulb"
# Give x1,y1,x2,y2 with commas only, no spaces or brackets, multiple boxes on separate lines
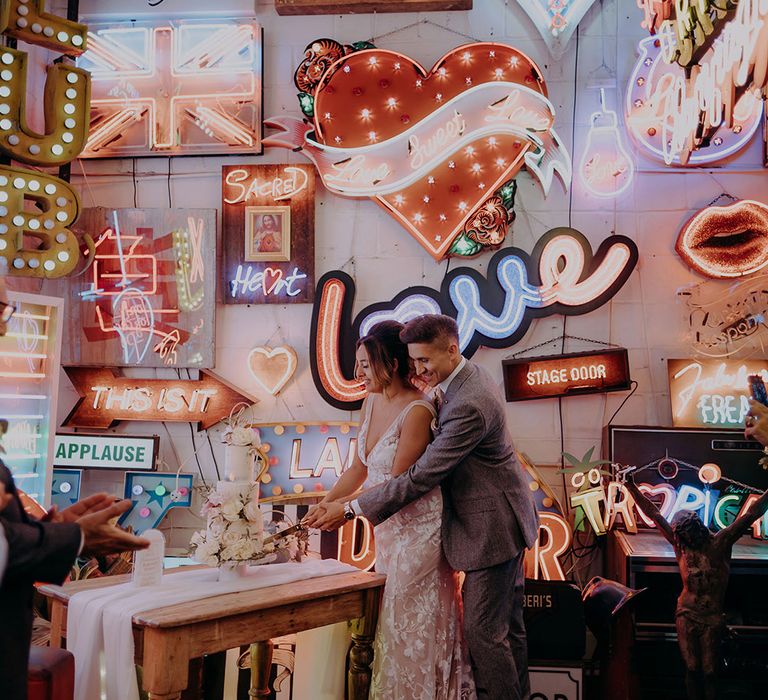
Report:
368,131,377,142
465,146,475,156
438,67,447,78
394,62,401,70
478,182,486,189
488,137,497,147
448,160,455,169
462,51,471,62
578,90,634,198
465,77,472,85
509,57,519,67
394,194,404,206
435,93,443,102
427,176,435,184
368,56,378,66
458,201,468,211
489,51,496,58
471,163,481,173
386,97,397,109
496,157,506,167
423,195,430,203
360,108,372,120
494,68,504,78
413,213,424,223
439,213,447,221
324,112,331,120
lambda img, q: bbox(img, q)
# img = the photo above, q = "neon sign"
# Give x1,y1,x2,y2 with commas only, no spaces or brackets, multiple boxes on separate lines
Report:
578,90,634,198
248,346,298,396
668,358,768,428
222,164,315,305
76,19,263,157
45,208,216,367
310,227,638,409
625,35,763,165
637,0,673,34
503,348,631,402
676,200,768,279
515,1,600,59
679,274,768,357
265,40,570,261
656,0,736,67
62,367,257,430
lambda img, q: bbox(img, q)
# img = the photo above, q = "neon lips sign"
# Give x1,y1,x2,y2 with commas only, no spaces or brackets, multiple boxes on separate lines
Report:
265,41,570,260
310,228,638,409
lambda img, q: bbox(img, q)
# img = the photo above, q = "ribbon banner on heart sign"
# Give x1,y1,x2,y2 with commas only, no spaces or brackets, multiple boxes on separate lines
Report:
264,40,571,261
248,345,298,396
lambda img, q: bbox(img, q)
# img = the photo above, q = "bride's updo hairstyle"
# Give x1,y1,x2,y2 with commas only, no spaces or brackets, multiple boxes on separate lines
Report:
356,320,415,391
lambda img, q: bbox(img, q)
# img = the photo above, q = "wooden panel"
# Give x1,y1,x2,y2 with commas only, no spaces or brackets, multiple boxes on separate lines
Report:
42,208,217,368
275,0,472,14
222,165,315,304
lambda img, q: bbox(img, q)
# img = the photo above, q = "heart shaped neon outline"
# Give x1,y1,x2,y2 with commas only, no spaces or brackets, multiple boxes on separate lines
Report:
248,345,298,395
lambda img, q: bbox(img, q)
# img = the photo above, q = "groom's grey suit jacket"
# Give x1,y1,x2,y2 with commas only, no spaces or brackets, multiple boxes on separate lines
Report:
358,361,539,572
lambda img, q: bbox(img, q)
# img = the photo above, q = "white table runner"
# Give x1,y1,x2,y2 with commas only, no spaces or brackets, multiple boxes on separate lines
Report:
66,559,358,700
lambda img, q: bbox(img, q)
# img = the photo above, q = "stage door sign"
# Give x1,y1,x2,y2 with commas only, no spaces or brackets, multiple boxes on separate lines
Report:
668,359,768,428
54,434,158,470
503,348,631,401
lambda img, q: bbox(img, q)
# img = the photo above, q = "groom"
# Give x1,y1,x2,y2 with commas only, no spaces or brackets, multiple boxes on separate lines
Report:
305,314,539,699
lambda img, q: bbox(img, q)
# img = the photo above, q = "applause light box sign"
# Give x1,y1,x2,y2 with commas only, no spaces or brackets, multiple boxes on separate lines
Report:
45,207,217,368
668,359,768,428
222,164,315,304
54,434,159,470
76,18,263,157
311,227,638,409
264,39,571,260
503,348,631,402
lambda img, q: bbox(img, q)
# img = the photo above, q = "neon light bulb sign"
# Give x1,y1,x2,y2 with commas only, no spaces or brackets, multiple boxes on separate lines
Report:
578,89,634,197
515,1,600,59
636,0,673,34
77,19,263,157
626,31,764,165
311,227,638,409
265,40,570,261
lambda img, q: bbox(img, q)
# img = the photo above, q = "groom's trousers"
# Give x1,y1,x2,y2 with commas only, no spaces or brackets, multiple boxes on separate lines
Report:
462,551,529,700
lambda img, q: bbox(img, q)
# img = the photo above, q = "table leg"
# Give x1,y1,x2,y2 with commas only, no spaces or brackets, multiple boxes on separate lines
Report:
142,629,190,700
248,641,274,699
49,601,65,649
348,586,382,700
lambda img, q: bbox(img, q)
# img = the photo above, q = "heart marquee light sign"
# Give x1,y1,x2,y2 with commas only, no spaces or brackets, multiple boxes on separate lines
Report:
310,227,638,409
248,345,298,396
264,40,571,261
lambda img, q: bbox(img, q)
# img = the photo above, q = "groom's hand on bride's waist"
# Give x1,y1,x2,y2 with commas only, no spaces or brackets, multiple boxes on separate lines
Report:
302,501,347,531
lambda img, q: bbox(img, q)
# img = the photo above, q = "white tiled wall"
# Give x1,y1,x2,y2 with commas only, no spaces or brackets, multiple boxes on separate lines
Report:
43,0,767,548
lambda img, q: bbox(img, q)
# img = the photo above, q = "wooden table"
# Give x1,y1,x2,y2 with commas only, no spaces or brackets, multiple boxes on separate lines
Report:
39,567,386,700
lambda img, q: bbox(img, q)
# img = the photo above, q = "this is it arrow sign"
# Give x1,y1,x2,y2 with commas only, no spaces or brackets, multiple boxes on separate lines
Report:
63,367,258,430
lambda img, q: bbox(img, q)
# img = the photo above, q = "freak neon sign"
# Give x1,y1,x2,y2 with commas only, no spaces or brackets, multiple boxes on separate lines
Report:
310,227,638,409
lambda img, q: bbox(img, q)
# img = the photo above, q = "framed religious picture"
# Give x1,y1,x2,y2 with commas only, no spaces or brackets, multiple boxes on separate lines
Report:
245,206,291,262
222,164,315,304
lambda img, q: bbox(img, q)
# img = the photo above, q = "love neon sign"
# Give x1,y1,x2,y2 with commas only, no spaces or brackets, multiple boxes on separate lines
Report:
265,40,570,260
310,227,638,409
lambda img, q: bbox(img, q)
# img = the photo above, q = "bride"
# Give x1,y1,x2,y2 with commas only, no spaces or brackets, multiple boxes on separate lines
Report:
317,320,474,699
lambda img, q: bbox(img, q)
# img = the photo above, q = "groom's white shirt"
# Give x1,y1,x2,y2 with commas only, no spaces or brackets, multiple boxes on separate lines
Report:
349,356,466,516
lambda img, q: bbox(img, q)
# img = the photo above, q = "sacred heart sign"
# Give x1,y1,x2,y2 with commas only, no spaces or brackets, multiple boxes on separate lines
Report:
265,41,570,260
248,346,298,396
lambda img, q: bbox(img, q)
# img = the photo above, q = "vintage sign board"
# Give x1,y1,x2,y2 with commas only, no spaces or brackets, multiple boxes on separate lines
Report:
255,422,357,502
222,164,315,304
502,348,631,402
63,367,257,430
668,359,768,428
54,434,159,470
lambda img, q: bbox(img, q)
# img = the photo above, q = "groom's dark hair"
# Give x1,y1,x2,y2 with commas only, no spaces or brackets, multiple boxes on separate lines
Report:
400,314,459,348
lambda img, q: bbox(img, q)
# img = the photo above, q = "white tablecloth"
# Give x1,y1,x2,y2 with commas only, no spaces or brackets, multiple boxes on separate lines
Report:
66,559,358,700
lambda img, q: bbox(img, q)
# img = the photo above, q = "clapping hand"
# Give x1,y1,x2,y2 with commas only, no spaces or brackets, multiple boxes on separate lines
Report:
76,499,150,558
745,399,768,447
41,492,115,523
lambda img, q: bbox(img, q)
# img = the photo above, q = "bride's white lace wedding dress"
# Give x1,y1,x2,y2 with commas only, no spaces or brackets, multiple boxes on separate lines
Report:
359,397,475,700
